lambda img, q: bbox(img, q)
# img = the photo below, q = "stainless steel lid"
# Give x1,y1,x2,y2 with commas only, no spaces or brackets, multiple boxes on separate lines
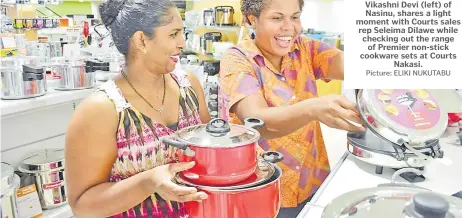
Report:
361,89,448,145
17,149,65,173
322,185,462,218
1,56,48,68
175,118,264,147
0,66,18,72
51,57,85,66
96,53,125,62
1,57,19,67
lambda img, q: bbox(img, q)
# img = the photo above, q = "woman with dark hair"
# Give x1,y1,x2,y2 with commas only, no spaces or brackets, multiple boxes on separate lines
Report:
64,0,210,217
219,0,364,217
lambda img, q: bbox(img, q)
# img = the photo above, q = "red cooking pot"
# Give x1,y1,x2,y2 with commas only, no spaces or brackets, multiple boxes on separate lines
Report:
162,117,265,186
177,151,284,218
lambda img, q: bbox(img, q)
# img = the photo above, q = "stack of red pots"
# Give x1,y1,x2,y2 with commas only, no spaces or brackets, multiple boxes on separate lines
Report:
163,118,283,218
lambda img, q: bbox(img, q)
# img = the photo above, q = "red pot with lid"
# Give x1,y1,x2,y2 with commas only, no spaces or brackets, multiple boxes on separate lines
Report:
177,151,284,218
162,117,265,186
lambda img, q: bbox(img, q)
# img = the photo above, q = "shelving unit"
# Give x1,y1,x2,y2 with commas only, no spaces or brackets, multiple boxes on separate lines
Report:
43,204,73,218
185,24,242,31
182,49,221,61
1,88,94,218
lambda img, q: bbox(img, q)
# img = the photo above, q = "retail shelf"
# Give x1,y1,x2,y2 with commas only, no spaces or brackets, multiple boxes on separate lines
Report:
184,24,242,32
0,87,95,117
43,204,73,218
182,49,221,61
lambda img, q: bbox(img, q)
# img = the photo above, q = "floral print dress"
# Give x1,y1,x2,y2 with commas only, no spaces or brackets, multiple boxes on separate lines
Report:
97,69,202,218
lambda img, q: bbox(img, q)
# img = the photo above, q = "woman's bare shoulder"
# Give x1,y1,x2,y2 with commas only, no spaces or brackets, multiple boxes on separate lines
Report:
68,91,119,133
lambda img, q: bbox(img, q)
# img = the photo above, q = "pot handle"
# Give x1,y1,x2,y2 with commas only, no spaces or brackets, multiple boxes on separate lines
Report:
162,137,188,150
263,151,284,163
206,118,231,134
244,117,265,130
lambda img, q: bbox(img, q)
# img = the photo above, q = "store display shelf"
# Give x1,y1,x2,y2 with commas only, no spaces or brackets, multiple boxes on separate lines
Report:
43,204,73,218
0,87,95,117
182,49,221,61
184,24,242,31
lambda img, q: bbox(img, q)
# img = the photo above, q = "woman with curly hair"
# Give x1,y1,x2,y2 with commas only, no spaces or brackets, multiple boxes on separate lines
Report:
219,0,364,217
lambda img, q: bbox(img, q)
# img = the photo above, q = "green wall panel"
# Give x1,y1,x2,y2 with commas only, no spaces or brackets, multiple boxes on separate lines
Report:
37,1,92,17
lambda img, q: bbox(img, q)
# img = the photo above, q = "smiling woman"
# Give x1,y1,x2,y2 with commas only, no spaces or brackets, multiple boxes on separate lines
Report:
64,0,211,217
241,0,305,59
219,0,363,217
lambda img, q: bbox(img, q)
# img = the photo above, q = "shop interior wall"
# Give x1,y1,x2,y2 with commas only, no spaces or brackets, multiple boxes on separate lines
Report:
37,1,92,17
301,0,345,96
1,101,81,169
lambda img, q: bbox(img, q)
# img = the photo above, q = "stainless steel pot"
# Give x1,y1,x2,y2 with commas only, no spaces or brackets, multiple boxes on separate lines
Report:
26,42,50,57
1,163,20,218
87,55,124,73
203,32,222,55
97,54,125,72
215,6,234,26
203,8,215,26
51,61,96,90
17,149,66,210
321,183,462,218
1,65,47,100
48,41,63,57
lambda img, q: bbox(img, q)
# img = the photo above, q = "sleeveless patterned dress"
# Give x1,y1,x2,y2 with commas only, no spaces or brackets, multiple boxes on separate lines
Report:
97,69,202,218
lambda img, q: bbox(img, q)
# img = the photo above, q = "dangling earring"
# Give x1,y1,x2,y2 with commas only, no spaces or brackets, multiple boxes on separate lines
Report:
249,26,256,39
142,49,147,55
250,20,257,39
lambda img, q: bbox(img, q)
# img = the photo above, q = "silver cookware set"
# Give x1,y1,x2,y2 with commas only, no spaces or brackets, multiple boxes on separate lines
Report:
349,89,449,176
1,149,66,217
1,55,98,100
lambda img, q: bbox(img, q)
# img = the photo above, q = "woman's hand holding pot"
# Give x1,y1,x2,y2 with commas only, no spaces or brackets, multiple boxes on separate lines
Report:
256,145,265,157
311,95,366,132
147,161,208,202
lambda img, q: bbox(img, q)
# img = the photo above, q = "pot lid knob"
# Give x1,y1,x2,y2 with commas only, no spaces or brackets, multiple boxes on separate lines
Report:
406,192,450,218
244,118,265,130
206,118,231,134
